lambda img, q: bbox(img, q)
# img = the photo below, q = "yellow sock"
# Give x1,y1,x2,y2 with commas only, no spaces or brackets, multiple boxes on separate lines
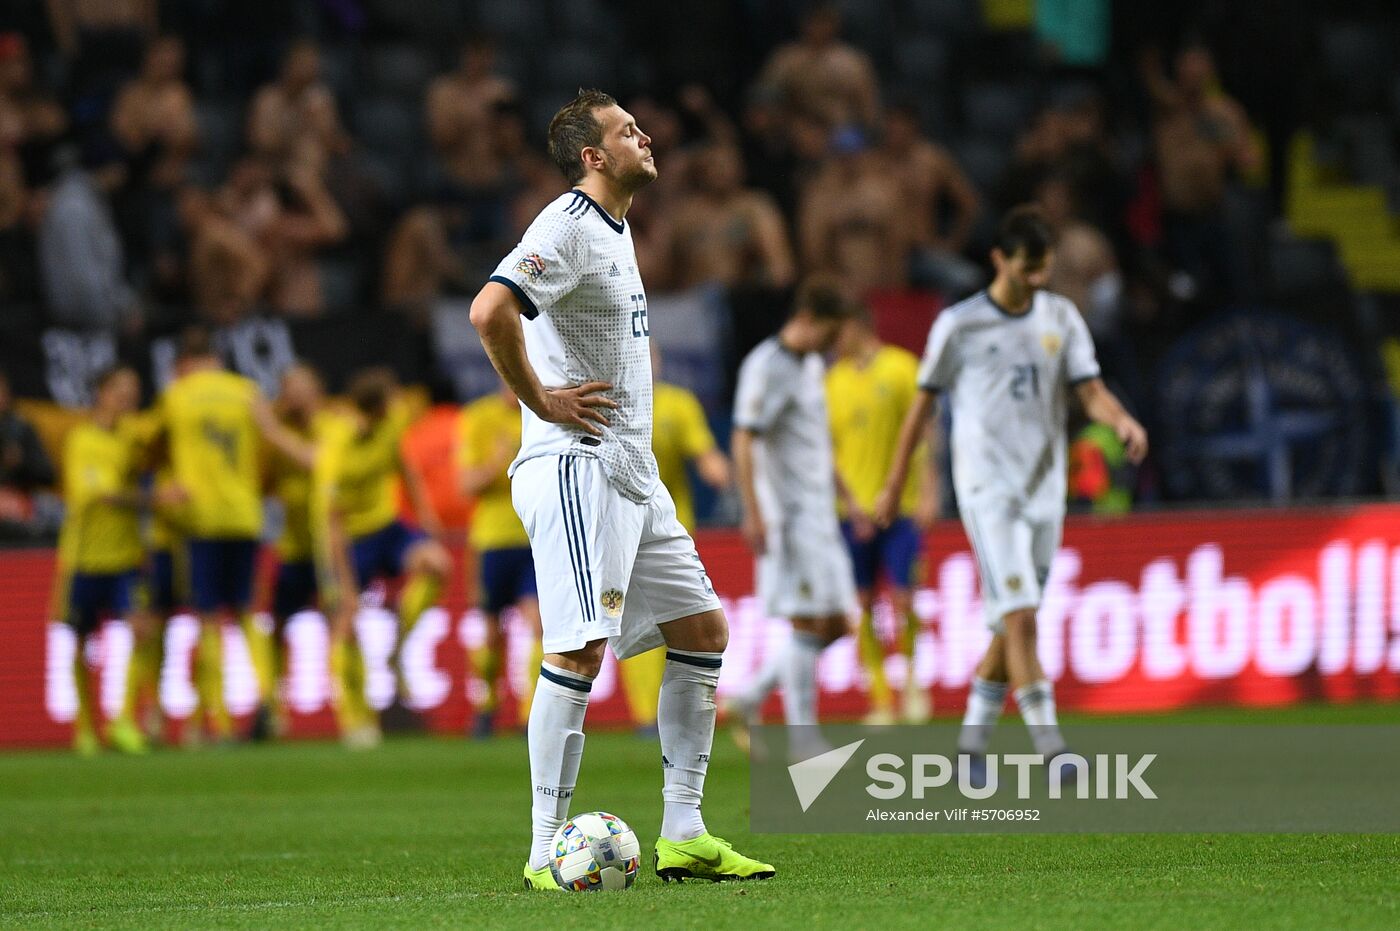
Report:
397,571,442,644
329,637,353,733
858,610,893,712
196,622,232,739
120,628,159,724
72,647,98,748
619,647,665,728
270,633,287,722
898,609,919,661
471,645,502,714
331,636,373,733
240,614,277,707
518,638,543,725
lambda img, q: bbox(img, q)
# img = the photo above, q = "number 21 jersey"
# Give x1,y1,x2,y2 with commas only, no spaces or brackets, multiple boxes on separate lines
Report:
917,289,1100,511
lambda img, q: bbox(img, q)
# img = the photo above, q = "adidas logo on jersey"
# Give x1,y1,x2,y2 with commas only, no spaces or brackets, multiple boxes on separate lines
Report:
608,262,621,277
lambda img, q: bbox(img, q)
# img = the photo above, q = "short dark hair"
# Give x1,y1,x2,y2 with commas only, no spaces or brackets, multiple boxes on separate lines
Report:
176,326,216,361
995,205,1054,261
347,366,397,417
547,88,617,185
793,274,855,322
92,364,135,393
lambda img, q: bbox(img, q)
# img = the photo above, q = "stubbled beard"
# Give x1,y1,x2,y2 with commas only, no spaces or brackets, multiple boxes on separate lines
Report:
622,159,657,190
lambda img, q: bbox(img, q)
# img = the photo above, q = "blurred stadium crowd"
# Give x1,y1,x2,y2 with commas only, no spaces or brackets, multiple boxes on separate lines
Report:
1,0,1399,538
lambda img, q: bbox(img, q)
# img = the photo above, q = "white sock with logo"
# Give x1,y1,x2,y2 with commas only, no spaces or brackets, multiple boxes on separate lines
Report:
527,662,592,870
781,631,824,727
1014,679,1067,757
658,649,721,842
958,676,1008,754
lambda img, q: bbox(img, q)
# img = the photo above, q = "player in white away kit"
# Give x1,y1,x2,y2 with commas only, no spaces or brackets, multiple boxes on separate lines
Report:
469,89,774,889
727,278,857,759
876,207,1147,779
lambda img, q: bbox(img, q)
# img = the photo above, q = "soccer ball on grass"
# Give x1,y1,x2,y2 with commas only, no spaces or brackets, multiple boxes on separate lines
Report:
550,811,641,891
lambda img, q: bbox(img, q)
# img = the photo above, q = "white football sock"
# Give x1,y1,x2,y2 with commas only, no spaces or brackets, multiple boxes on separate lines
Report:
1014,679,1067,757
739,627,789,712
781,631,824,726
658,649,721,842
958,676,1008,754
527,662,592,870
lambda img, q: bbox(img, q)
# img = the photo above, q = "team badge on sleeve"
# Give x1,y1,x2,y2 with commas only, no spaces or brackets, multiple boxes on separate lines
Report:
516,253,546,280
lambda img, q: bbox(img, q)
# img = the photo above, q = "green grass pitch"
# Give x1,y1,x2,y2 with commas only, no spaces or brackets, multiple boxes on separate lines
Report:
2,705,1398,929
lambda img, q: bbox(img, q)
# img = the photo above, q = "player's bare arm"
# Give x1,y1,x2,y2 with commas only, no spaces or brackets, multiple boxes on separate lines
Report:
913,416,941,530
458,437,514,498
874,388,937,527
730,427,766,555
252,395,316,469
695,447,731,490
1074,377,1149,464
835,467,874,542
469,281,618,437
398,452,444,541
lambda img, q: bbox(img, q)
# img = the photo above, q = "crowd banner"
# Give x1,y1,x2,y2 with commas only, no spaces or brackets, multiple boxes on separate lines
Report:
2,504,1398,747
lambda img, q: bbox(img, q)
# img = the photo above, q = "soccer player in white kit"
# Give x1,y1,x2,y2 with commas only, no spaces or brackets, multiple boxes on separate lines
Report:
728,278,858,758
469,89,774,889
876,206,1147,775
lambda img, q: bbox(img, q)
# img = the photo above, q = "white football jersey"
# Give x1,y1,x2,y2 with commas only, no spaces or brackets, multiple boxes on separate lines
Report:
733,337,838,527
490,189,658,503
917,289,1100,511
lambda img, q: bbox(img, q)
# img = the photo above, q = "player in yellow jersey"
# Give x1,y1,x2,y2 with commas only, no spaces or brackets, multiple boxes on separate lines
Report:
458,381,541,738
252,362,340,740
323,368,450,712
157,328,313,744
828,309,937,724
620,348,732,736
57,366,172,755
106,406,188,750
651,348,731,533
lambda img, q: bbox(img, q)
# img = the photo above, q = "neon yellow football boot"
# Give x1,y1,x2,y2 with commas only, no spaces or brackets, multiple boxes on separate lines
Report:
522,862,561,891
106,717,150,755
655,833,775,883
72,728,100,757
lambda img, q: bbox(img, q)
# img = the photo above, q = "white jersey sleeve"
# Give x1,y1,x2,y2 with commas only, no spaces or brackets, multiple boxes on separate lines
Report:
733,343,793,432
489,208,586,320
1063,301,1101,384
916,308,962,392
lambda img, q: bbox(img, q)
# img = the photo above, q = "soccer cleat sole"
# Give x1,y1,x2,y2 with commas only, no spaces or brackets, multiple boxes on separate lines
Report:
655,855,775,883
656,866,776,883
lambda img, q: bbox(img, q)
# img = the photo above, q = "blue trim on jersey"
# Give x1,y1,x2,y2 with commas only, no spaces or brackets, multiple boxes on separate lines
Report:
1068,372,1101,386
488,275,539,320
539,664,593,692
570,188,626,234
557,458,591,624
565,457,596,620
982,289,1034,320
565,192,587,217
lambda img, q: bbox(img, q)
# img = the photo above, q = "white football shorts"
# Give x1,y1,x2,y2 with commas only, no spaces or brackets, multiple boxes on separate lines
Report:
512,454,722,659
757,512,857,619
959,494,1063,632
